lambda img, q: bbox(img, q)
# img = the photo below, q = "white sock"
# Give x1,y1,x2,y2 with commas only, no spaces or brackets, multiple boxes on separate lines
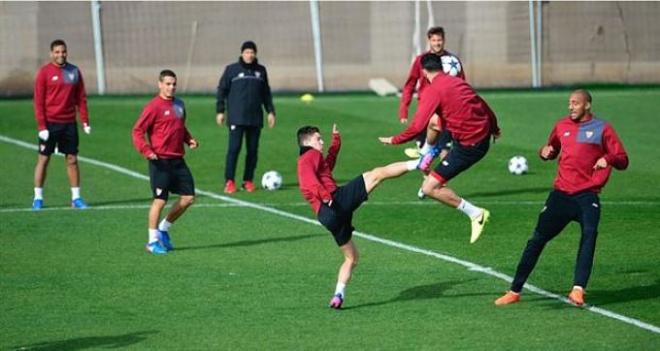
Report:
158,219,172,232
34,187,43,200
148,229,159,244
405,160,419,171
457,199,482,219
334,282,346,297
420,142,433,155
572,285,584,291
71,187,80,200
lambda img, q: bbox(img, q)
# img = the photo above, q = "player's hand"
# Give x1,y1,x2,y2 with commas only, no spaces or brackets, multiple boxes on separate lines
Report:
332,123,339,134
540,145,555,159
147,153,158,160
378,136,393,144
216,113,225,126
267,113,276,128
83,123,91,135
593,157,608,170
400,118,408,124
38,129,49,141
189,139,199,149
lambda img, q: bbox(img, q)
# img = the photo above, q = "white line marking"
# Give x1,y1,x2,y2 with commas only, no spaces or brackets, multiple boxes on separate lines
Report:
0,203,249,213
2,134,658,334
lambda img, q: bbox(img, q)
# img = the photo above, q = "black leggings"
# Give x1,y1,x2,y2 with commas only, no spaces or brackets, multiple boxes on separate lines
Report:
510,190,601,293
224,125,261,182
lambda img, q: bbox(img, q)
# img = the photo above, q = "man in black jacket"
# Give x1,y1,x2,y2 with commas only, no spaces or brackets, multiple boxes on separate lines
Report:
216,41,276,193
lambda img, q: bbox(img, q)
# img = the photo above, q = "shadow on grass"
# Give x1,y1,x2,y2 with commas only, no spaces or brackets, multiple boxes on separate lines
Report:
10,330,158,351
587,279,660,306
345,279,484,310
464,187,548,198
176,233,319,251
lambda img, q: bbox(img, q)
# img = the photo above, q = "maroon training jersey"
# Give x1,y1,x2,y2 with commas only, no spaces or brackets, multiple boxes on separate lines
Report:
543,115,628,194
399,50,465,121
297,133,341,214
33,62,89,130
392,73,499,146
132,95,193,159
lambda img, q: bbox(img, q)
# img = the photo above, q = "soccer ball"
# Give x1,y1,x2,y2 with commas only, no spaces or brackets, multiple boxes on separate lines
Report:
508,156,529,175
441,54,462,77
261,171,283,190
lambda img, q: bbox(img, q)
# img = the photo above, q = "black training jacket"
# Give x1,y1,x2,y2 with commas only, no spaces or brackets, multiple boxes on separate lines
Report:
216,57,275,128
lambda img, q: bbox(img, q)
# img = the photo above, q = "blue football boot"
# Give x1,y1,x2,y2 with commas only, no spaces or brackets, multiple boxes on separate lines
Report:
71,198,89,209
158,230,174,251
145,241,168,255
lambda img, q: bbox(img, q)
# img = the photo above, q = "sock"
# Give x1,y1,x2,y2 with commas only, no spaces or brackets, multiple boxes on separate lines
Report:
572,285,584,291
420,142,433,155
71,187,80,200
148,229,159,244
457,198,482,219
334,282,346,297
158,219,172,232
34,187,43,200
405,160,419,171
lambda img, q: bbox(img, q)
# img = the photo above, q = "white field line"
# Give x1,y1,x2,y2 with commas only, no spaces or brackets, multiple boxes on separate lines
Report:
1,134,658,334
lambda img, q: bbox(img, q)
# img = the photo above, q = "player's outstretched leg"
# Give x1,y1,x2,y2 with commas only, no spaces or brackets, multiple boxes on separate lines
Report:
362,161,414,194
330,240,359,309
421,174,489,243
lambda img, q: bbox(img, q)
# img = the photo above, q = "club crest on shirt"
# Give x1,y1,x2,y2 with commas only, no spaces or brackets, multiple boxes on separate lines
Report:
51,76,59,81
238,72,245,78
173,104,184,118
255,71,261,78
62,67,79,84
585,131,593,139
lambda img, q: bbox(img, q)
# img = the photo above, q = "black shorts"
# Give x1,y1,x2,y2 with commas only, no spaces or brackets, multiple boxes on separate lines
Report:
414,129,452,151
148,158,195,201
38,122,78,156
430,136,490,184
317,175,368,246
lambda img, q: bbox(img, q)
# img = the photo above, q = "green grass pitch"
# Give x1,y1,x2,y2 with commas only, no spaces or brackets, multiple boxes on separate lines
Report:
1,88,659,349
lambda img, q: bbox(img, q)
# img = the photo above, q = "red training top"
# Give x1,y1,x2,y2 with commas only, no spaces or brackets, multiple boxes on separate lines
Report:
297,133,341,214
33,62,89,130
399,50,465,121
542,114,628,194
132,95,193,159
392,73,499,146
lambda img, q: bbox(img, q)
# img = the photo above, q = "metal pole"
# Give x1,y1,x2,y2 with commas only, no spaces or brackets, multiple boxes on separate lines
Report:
309,0,324,92
90,0,106,95
536,0,542,86
528,0,539,88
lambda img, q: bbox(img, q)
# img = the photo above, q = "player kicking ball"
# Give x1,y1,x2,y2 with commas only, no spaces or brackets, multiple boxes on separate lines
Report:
132,70,199,255
297,124,418,309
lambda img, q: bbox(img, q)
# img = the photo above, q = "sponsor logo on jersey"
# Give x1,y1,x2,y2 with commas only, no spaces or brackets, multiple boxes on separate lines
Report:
164,110,170,116
563,131,570,137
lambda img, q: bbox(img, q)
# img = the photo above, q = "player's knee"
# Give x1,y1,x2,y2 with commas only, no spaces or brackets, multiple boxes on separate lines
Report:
421,181,436,196
65,155,78,166
181,195,195,207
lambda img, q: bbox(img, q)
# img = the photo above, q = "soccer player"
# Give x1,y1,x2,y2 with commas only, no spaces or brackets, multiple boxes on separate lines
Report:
399,26,465,160
379,53,500,244
216,41,276,194
132,70,199,255
32,39,91,210
297,124,417,309
495,90,628,306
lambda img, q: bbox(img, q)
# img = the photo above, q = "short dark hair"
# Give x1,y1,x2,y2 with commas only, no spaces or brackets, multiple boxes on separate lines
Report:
421,53,444,72
50,39,66,51
427,26,445,39
159,69,177,81
297,126,320,147
572,89,592,103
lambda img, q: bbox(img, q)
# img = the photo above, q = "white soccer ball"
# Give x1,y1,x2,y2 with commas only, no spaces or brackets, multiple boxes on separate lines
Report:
508,156,529,175
261,171,283,190
441,54,462,77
